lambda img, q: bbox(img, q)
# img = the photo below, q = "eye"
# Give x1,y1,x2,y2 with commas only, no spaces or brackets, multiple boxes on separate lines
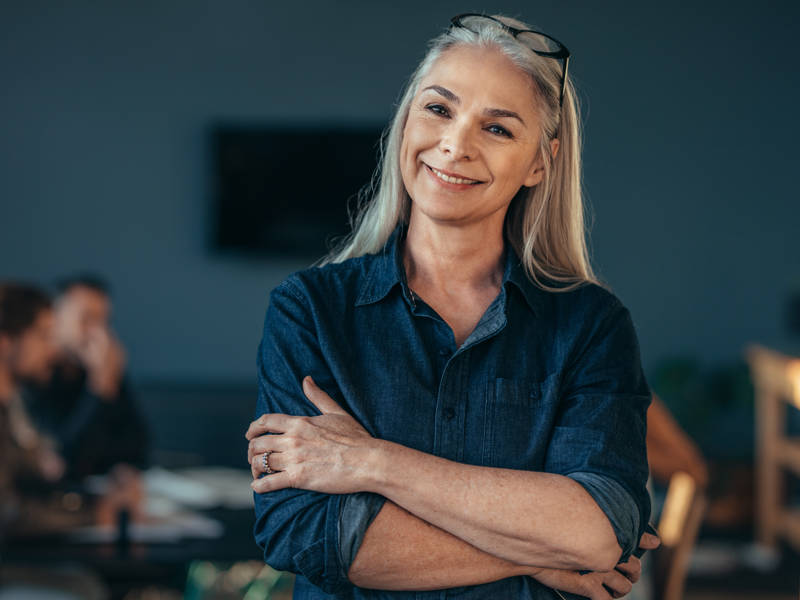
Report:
425,103,450,117
486,124,513,138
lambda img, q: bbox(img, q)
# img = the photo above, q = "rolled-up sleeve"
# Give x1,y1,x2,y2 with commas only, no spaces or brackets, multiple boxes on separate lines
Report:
253,279,385,594
567,471,640,559
338,492,387,569
545,296,652,563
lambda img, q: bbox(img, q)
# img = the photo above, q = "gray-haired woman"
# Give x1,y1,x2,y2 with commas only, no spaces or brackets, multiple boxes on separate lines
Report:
247,13,659,600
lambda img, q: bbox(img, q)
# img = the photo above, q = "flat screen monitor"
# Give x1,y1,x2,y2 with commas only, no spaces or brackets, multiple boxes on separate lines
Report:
211,124,384,258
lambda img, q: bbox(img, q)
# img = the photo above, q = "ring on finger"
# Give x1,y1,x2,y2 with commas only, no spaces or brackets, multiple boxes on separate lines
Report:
262,451,274,475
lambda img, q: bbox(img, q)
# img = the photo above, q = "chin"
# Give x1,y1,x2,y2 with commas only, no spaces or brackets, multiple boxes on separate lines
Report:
413,201,490,229
411,195,468,219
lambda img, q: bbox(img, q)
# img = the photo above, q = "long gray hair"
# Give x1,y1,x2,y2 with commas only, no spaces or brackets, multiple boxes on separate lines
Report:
321,15,597,291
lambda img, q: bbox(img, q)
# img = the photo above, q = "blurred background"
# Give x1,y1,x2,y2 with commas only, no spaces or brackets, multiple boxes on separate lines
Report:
1,1,798,599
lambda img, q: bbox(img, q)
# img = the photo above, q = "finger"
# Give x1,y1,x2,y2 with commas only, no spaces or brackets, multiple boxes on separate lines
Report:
264,451,286,472
250,452,270,479
302,376,346,415
245,413,295,440
248,441,261,465
639,531,661,550
251,470,293,493
584,581,613,600
250,451,285,475
248,434,291,462
601,569,633,597
615,555,641,583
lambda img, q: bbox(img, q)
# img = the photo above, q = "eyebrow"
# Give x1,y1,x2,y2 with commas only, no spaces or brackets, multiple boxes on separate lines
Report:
421,85,526,126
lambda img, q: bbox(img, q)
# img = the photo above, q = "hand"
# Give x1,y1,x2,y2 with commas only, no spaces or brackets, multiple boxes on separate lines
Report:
94,465,145,526
637,529,661,554
246,376,375,495
80,325,126,400
533,529,660,599
531,567,633,600
37,447,66,482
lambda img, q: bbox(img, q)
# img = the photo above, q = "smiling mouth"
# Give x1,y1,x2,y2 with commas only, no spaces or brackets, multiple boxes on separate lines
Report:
426,164,484,185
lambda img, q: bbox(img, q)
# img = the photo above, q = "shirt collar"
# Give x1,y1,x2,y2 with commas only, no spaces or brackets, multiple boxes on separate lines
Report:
354,224,408,307
355,223,544,317
503,246,545,317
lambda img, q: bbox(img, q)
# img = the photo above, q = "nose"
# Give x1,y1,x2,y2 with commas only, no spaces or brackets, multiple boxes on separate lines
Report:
439,117,475,161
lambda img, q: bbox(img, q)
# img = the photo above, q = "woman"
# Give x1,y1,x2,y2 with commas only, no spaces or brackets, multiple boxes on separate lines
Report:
247,13,658,600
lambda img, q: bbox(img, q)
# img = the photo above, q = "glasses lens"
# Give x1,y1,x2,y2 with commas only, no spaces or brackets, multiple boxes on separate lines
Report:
517,31,562,54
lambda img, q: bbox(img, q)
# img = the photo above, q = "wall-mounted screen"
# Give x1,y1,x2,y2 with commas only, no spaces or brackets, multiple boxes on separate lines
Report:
211,124,384,258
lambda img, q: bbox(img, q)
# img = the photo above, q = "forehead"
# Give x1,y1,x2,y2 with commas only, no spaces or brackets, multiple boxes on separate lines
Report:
26,308,54,334
419,44,539,115
62,286,109,313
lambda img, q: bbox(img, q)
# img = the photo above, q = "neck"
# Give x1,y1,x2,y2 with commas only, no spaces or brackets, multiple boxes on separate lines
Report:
0,366,15,406
403,211,506,294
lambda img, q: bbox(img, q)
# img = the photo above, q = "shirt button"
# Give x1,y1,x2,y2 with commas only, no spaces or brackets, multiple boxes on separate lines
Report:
443,407,456,420
439,348,450,358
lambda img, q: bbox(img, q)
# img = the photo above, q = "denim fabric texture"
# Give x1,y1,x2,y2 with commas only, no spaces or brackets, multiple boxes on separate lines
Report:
253,225,651,599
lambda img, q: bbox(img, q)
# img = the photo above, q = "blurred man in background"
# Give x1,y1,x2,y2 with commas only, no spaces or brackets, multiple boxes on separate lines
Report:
23,275,149,480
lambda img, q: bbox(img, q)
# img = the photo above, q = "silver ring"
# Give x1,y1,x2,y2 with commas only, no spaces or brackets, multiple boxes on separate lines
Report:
262,451,274,475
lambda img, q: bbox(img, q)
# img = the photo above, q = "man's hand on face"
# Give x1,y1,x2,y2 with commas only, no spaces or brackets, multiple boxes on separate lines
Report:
80,325,126,400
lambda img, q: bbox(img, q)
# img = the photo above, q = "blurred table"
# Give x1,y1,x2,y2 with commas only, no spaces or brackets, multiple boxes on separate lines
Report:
4,507,262,597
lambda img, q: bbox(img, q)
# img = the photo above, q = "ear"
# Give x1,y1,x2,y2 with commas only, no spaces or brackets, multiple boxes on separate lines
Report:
523,138,561,188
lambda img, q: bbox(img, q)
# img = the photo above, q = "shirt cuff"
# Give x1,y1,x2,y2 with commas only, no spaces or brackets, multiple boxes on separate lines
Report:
337,492,387,576
567,471,640,562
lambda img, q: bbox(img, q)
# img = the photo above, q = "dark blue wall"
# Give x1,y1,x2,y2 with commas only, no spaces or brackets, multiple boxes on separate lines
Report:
2,1,798,381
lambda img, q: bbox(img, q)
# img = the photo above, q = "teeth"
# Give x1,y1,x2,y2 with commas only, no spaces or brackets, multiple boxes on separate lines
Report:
430,166,478,185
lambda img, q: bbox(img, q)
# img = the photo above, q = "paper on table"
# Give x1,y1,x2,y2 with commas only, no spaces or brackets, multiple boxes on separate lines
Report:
144,466,220,509
142,466,254,510
173,466,255,510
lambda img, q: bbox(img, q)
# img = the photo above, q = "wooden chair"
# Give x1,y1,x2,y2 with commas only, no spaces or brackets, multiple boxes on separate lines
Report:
746,344,800,551
651,471,708,600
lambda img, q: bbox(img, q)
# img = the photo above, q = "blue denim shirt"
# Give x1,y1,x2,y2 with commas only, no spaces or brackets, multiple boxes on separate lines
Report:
253,225,651,599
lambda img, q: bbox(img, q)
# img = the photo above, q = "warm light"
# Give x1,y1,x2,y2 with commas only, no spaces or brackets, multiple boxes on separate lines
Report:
788,361,800,410
659,471,695,547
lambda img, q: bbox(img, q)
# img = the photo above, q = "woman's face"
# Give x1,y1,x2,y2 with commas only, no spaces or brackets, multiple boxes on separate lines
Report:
7,309,57,384
400,44,554,231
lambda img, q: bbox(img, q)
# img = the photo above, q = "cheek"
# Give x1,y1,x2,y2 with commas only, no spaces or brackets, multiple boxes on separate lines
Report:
400,128,417,166
15,342,36,371
399,127,425,187
497,156,532,187
399,139,412,189
404,114,438,154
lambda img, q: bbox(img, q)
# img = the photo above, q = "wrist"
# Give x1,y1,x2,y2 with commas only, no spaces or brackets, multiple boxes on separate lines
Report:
524,565,544,578
359,438,401,495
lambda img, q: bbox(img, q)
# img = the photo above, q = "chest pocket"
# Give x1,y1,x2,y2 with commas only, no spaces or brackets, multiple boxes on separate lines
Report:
481,374,559,470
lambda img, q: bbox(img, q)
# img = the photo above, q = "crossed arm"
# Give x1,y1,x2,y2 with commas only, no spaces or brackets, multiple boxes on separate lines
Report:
247,377,657,598
350,495,652,597
248,282,656,598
